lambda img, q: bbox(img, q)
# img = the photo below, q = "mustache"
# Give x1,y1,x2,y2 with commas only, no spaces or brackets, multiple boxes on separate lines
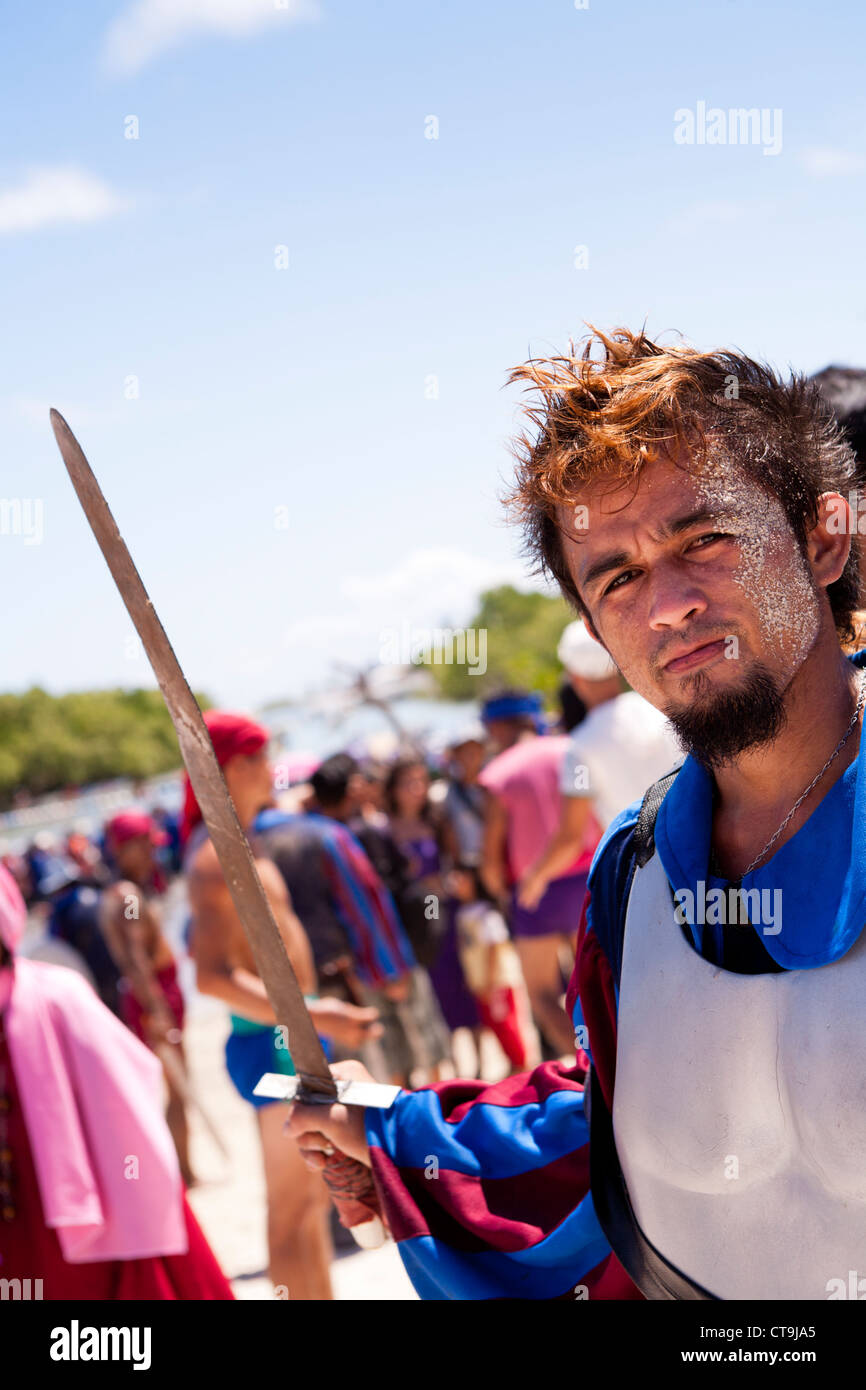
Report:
650,626,741,679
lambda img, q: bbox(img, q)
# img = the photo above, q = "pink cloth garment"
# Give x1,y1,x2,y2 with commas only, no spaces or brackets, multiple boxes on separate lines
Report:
479,736,599,883
0,862,25,951
2,952,188,1263
0,861,27,1013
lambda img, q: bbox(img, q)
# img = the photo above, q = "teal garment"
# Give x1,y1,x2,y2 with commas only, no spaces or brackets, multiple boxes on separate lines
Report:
224,1015,296,1107
228,1013,296,1073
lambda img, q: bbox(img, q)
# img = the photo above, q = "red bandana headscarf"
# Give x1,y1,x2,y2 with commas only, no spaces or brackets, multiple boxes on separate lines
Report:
180,710,270,844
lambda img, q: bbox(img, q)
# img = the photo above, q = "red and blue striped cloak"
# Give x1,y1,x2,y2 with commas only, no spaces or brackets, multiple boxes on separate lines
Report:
364,804,645,1300
254,807,416,987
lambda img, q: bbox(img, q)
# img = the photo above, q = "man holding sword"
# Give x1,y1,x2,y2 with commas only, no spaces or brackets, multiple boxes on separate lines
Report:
100,808,195,1187
54,322,866,1301
286,326,866,1301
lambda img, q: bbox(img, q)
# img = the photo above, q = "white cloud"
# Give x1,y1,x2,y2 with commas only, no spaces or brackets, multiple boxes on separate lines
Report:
340,547,525,619
667,200,750,237
103,0,320,75
801,147,866,177
0,167,129,235
278,549,531,680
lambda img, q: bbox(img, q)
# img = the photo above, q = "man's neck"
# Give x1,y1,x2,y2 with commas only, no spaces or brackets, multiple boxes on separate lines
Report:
506,729,537,750
581,680,622,711
234,794,269,830
710,634,862,878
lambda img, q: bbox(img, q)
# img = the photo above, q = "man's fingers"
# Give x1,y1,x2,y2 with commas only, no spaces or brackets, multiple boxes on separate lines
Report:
283,1084,372,1167
292,1129,334,1154
330,1058,377,1085
284,1103,337,1143
288,1126,335,1169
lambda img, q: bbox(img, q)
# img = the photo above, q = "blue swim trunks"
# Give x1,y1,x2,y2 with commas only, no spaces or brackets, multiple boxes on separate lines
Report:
224,1014,333,1108
224,1015,296,1109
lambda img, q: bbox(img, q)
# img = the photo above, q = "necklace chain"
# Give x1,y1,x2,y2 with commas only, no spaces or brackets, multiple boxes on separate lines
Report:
731,671,866,880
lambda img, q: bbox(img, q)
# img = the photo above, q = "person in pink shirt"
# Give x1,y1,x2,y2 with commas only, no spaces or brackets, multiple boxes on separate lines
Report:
478,690,600,1055
0,862,233,1300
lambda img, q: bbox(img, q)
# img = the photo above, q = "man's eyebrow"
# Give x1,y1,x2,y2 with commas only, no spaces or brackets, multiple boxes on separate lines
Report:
581,549,632,591
578,509,721,593
664,507,719,538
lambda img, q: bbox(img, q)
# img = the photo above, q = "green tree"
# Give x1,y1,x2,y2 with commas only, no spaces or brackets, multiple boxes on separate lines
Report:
423,585,576,702
0,687,210,808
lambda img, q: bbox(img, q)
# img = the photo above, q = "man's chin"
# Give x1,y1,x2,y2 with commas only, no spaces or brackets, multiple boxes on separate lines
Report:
664,662,729,696
662,662,787,768
660,663,744,718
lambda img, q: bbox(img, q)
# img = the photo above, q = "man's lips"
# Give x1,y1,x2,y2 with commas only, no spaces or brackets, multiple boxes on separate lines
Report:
662,637,729,674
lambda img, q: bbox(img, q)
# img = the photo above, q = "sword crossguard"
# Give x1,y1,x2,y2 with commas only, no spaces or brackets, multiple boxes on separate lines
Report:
252,1070,397,1248
296,1072,342,1102
253,1071,401,1110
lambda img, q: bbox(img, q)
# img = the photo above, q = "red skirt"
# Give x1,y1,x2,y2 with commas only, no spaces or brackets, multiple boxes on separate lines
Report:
120,959,186,1045
0,1033,233,1300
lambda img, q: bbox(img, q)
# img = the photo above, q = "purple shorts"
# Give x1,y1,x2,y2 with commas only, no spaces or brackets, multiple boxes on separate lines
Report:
510,871,588,940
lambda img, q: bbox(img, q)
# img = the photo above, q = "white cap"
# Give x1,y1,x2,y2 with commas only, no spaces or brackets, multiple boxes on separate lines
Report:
447,720,486,750
557,621,619,680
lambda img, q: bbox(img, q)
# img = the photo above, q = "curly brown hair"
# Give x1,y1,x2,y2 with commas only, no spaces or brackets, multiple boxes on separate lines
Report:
504,326,862,643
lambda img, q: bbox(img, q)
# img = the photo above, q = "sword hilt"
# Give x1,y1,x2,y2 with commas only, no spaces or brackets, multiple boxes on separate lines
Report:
298,1077,388,1246
254,1071,397,1249
321,1149,386,1247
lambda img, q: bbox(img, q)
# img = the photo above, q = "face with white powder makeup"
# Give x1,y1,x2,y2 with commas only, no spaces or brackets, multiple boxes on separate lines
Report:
557,449,853,761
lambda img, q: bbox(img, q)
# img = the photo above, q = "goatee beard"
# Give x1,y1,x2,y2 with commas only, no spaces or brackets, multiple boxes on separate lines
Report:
664,664,787,768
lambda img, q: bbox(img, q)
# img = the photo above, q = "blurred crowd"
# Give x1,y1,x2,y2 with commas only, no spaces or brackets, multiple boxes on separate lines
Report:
0,619,688,1298
1,622,681,1194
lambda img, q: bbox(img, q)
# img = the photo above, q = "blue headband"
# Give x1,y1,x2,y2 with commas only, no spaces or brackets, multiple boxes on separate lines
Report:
482,692,544,723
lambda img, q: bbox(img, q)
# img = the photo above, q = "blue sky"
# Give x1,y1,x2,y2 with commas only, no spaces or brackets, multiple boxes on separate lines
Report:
0,0,864,710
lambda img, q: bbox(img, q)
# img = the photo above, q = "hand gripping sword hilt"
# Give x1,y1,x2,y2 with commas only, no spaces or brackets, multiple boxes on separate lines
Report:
321,1151,386,1248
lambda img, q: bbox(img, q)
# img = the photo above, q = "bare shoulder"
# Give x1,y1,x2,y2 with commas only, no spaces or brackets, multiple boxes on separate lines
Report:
101,880,131,908
254,854,290,904
187,838,232,899
99,879,141,923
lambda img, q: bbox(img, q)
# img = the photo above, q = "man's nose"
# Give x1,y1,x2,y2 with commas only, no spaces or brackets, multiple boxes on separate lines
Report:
646,565,708,630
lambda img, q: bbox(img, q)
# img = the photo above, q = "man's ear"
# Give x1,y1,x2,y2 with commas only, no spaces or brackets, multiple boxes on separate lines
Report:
808,492,853,590
580,610,604,646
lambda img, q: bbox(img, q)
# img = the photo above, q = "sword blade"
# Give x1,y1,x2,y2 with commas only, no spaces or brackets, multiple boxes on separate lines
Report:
50,408,336,1098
